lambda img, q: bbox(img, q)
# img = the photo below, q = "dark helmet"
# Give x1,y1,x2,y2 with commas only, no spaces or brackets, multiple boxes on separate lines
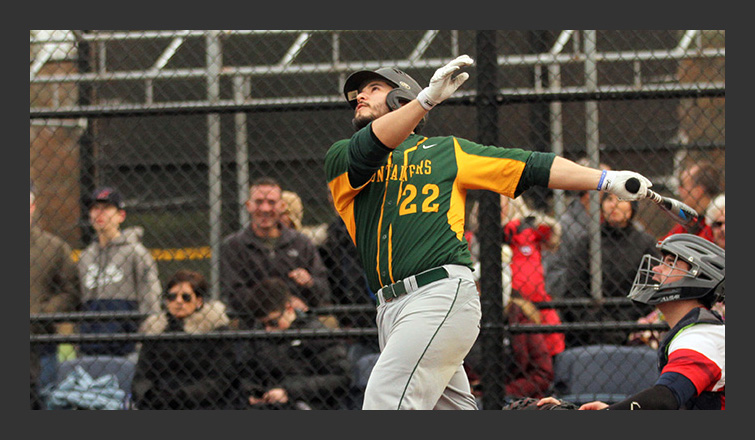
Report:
343,67,424,111
628,233,725,307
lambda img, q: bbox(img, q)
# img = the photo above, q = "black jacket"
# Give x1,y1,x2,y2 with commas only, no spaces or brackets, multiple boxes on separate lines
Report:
233,311,352,410
562,224,659,303
219,226,331,313
131,301,235,410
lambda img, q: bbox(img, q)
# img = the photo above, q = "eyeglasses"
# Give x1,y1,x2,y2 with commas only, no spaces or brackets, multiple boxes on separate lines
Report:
711,220,725,229
165,292,193,302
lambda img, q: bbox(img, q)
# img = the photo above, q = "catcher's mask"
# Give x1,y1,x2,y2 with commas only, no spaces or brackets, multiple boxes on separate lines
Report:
628,233,725,307
343,67,426,132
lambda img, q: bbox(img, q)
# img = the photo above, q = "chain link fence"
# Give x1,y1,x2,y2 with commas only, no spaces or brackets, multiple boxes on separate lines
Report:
30,30,725,410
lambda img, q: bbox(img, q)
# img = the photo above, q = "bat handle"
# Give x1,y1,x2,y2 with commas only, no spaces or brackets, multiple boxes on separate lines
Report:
624,177,651,199
625,177,641,194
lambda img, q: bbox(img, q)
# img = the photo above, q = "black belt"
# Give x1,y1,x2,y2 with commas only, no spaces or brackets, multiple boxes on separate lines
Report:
376,267,450,306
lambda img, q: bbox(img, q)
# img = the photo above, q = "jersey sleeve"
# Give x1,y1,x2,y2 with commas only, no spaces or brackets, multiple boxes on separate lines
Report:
453,137,555,198
326,123,393,189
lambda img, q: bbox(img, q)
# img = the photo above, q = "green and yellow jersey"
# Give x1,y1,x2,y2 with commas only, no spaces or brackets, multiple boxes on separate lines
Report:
325,123,555,293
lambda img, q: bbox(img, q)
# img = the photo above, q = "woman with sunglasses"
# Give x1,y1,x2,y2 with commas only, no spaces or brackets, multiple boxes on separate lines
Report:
131,270,235,410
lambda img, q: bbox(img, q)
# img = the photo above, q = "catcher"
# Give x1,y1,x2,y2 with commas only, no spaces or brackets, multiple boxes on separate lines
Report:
538,234,725,410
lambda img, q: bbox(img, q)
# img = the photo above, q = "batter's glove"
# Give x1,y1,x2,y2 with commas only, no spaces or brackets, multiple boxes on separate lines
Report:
597,170,653,201
416,55,473,111
502,397,578,410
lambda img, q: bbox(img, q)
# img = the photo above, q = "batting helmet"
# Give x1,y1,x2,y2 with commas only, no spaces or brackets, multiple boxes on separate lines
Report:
628,233,725,307
343,67,424,111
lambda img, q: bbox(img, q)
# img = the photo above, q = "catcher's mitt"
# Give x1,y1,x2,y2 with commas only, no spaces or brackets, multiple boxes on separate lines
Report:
502,397,578,410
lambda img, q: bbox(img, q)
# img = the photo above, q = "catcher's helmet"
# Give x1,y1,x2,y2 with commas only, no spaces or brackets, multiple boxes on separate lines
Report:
628,233,725,307
343,67,423,111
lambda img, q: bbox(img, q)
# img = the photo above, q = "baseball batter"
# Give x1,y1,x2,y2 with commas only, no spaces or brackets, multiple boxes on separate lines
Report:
324,55,653,410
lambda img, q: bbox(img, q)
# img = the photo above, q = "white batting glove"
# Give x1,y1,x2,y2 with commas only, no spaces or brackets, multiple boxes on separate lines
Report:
416,55,474,111
597,170,653,201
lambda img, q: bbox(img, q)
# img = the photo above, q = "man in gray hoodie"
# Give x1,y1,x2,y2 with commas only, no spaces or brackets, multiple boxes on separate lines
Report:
76,187,162,356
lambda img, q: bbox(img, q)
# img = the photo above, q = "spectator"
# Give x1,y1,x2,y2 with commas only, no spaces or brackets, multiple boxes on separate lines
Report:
539,233,725,410
77,187,162,356
544,159,611,299
279,190,328,247
661,160,721,241
220,177,331,319
30,179,81,409
279,190,304,231
278,189,341,329
706,193,725,250
554,193,661,346
501,195,565,357
232,278,352,410
706,195,726,321
131,270,235,410
465,290,554,408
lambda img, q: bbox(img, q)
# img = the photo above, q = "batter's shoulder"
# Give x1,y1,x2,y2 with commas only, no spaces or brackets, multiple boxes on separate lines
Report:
327,138,351,154
324,139,351,180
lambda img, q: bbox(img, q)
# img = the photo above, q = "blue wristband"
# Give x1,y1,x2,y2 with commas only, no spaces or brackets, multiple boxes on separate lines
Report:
597,170,607,191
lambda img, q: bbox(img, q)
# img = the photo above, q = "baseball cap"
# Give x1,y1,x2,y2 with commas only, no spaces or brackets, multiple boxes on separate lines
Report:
90,187,126,209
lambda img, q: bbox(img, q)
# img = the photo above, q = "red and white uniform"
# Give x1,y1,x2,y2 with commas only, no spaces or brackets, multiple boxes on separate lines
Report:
657,308,725,410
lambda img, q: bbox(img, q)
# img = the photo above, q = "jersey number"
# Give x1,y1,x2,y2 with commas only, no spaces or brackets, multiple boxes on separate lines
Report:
399,184,440,215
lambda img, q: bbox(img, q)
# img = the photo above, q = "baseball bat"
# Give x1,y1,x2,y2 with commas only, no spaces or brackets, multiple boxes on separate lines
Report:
625,177,700,227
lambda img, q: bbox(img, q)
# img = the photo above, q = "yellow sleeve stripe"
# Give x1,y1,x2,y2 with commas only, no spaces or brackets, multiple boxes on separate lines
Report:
448,180,467,242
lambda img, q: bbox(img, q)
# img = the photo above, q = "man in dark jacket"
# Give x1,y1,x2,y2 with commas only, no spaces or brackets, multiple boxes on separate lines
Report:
554,193,660,346
234,278,351,410
219,177,330,319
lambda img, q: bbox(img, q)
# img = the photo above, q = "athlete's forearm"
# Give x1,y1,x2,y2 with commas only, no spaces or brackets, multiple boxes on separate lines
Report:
371,100,428,149
547,156,603,191
607,385,679,410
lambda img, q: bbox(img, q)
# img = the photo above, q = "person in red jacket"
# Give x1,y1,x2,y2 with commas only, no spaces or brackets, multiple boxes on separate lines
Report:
503,293,556,398
502,196,565,357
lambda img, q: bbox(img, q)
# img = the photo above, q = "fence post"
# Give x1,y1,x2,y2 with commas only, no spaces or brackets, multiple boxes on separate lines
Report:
206,30,223,300
584,30,603,301
476,30,506,411
76,30,95,248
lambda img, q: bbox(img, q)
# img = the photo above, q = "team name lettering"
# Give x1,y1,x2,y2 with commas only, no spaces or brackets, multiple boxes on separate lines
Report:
371,160,433,183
